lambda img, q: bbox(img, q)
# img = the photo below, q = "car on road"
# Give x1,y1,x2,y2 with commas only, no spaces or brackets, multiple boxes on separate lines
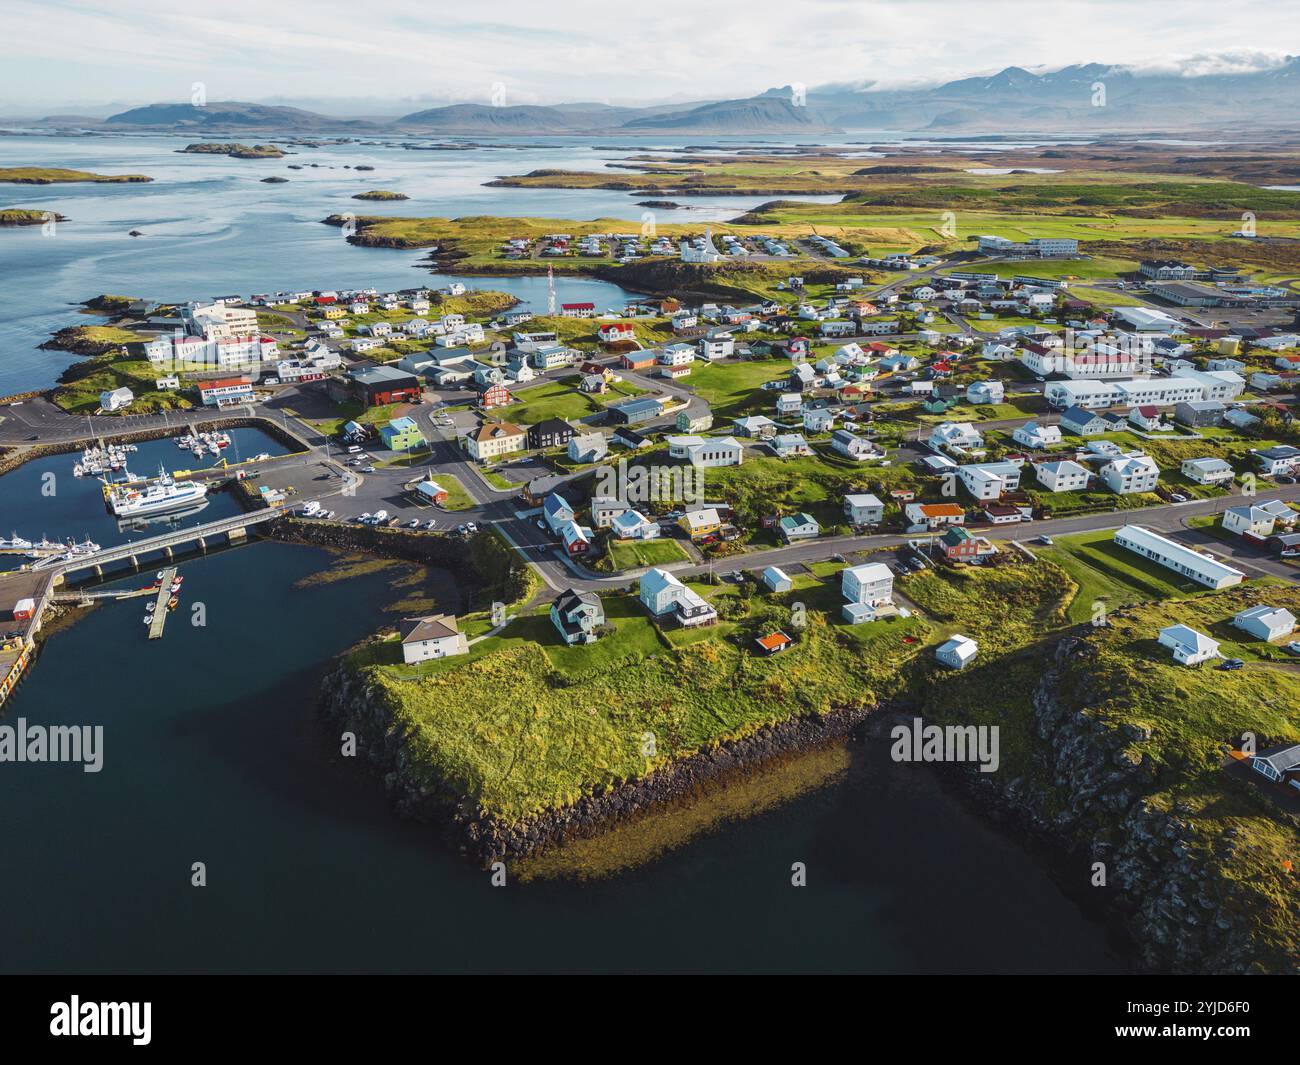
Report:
1219,658,1245,671
362,465,377,473
1036,535,1054,546
1170,493,1188,503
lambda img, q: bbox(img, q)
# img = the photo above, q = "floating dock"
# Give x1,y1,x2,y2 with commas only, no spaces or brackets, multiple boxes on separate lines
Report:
147,567,178,640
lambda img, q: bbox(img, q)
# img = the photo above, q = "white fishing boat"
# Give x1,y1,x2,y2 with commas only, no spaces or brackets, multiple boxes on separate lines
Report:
105,465,208,518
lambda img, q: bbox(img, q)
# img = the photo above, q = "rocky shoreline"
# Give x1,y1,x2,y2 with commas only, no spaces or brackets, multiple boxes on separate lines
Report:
319,652,915,864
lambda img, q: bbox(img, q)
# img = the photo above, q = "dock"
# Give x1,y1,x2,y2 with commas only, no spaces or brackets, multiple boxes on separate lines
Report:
147,567,178,640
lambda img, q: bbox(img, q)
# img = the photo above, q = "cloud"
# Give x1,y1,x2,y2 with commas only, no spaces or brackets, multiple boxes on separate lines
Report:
3,0,1299,111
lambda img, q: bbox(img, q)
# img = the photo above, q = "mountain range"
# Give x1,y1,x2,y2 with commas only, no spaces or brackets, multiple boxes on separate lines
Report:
23,57,1300,135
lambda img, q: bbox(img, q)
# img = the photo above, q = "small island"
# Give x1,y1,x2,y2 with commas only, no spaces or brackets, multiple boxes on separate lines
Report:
0,208,66,226
352,189,409,201
0,167,152,184
260,176,289,183
179,143,285,159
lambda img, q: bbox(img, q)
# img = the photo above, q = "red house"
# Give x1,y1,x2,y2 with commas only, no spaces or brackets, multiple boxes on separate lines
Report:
477,381,512,409
619,351,656,371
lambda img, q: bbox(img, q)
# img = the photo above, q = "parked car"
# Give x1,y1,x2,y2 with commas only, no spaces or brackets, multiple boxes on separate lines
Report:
1287,641,1300,656
1219,658,1245,671
407,519,421,528
424,519,438,530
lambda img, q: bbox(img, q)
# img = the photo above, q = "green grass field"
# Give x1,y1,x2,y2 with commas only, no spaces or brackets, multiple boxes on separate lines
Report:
603,537,691,572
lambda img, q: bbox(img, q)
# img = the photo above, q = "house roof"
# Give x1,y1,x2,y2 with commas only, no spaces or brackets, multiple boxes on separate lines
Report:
400,613,459,644
552,588,601,616
1254,743,1300,775
469,421,524,442
1159,624,1219,655
755,631,793,653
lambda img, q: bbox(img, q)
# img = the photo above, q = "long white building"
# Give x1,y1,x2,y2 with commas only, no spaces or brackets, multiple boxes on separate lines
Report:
1044,371,1244,410
1113,525,1245,589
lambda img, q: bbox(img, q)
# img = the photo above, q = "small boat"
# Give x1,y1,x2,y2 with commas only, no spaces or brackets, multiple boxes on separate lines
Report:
167,596,179,609
143,616,151,625
156,571,165,580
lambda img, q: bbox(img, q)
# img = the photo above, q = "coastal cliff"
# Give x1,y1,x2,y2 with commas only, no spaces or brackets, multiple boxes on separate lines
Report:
961,632,1299,974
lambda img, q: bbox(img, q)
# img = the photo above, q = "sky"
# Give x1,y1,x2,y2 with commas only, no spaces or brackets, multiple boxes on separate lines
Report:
3,0,1299,115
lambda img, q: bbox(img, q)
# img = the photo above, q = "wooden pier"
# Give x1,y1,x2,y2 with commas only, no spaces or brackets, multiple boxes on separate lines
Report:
147,567,178,640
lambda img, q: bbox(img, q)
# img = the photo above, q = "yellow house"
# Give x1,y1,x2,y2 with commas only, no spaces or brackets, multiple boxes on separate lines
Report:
678,507,723,540
322,306,347,320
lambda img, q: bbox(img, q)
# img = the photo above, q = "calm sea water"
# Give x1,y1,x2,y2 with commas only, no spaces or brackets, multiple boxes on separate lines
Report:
0,132,1128,972
0,132,846,395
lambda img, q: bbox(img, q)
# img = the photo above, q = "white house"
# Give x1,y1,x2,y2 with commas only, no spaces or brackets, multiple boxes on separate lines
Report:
639,568,717,627
831,429,876,461
803,408,835,433
1158,624,1220,666
844,493,884,525
399,614,469,664
842,563,893,605
928,421,984,453
957,461,1022,501
667,435,744,468
1034,460,1091,493
100,387,134,411
966,380,1004,405
772,433,812,458
1180,457,1234,486
1012,421,1062,449
935,634,978,670
1233,605,1296,642
1114,525,1245,589
1100,455,1160,495
1222,500,1295,539
776,393,803,416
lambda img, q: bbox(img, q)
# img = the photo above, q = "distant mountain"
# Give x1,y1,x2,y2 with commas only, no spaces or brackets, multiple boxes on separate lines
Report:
104,101,381,132
68,58,1300,136
796,57,1300,131
620,96,837,133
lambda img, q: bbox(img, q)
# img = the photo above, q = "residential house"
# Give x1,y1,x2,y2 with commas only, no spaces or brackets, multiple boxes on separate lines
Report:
1254,445,1300,477
667,435,744,468
1100,455,1159,495
776,393,803,417
1012,421,1062,449
100,387,134,411
738,413,774,436
611,510,659,540
378,416,426,452
771,433,812,458
1158,624,1221,666
904,502,966,530
550,590,606,645
559,520,593,555
803,408,835,434
1059,406,1106,436
966,380,1004,405
935,634,978,670
1173,400,1225,428
542,492,576,532
676,409,714,433
567,432,608,464
639,568,717,627
1222,500,1296,538
1128,405,1164,431
465,421,526,462
1251,744,1300,785
1180,457,1234,486
1034,459,1091,492
589,497,629,528
399,614,469,664
527,418,576,451
777,512,821,542
831,429,877,461
940,526,997,561
1233,605,1296,642
957,460,1022,501
928,421,984,453
843,493,885,526
679,508,724,541
476,381,512,409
